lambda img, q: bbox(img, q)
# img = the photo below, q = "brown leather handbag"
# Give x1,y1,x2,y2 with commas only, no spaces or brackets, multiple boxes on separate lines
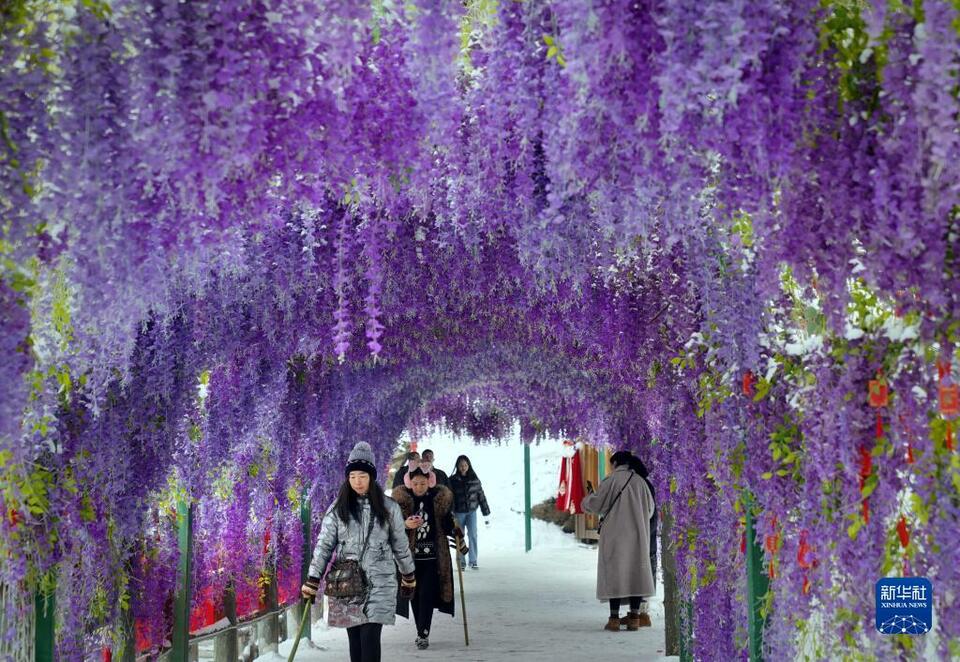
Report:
324,515,375,599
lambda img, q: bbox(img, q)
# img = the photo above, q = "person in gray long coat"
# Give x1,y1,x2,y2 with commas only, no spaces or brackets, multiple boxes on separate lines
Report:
301,441,416,662
582,450,656,632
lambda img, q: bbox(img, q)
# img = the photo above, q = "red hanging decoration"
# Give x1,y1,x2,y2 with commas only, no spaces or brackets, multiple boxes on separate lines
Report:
940,382,959,417
556,442,585,514
742,370,755,397
937,359,951,381
938,360,957,451
869,373,888,440
868,374,889,408
858,445,872,490
802,575,811,595
862,499,870,525
899,415,916,464
896,516,909,548
797,530,814,569
740,530,746,555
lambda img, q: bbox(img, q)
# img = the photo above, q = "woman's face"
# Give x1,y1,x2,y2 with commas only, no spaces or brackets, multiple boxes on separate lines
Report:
410,475,429,497
349,471,371,495
457,459,469,475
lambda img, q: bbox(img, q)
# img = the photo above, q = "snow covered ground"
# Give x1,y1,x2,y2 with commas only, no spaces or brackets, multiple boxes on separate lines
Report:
260,432,676,661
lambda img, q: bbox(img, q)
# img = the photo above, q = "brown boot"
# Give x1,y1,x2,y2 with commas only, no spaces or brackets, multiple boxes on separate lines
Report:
622,611,641,630
637,612,652,627
604,616,622,631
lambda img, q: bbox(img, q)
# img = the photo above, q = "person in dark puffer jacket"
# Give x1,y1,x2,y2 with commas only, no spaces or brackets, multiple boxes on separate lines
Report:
448,455,491,570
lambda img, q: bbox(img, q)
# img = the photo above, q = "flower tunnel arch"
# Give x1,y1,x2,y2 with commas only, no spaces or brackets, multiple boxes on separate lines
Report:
1,0,959,660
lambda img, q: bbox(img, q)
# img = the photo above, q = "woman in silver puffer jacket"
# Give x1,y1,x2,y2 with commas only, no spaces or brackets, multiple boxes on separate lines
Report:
301,442,416,662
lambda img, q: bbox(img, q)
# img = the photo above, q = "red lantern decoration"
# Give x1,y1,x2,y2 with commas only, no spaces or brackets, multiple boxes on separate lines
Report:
896,516,909,549
742,370,755,397
858,445,872,490
868,376,889,408
940,383,959,417
937,359,951,381
868,372,888,439
938,360,957,451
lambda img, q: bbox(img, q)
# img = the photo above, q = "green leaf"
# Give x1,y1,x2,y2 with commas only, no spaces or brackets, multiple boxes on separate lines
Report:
847,519,862,539
861,473,879,499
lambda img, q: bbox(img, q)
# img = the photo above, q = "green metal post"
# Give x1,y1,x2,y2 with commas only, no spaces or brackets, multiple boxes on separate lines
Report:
34,584,55,662
524,442,532,552
744,492,769,662
678,600,693,662
661,504,680,656
300,488,312,642
172,500,194,662
119,594,136,662
598,446,606,480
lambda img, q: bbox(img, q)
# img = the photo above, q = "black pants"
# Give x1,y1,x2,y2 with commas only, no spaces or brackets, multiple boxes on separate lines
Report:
412,559,440,638
609,597,644,614
346,623,383,662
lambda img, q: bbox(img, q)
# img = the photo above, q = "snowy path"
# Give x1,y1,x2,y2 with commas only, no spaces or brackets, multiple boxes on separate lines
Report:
280,538,673,661
269,434,677,661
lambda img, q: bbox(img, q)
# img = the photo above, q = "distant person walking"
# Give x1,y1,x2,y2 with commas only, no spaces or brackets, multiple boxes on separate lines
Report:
448,455,490,570
392,466,467,649
582,450,655,632
420,449,449,487
301,442,416,662
392,450,420,488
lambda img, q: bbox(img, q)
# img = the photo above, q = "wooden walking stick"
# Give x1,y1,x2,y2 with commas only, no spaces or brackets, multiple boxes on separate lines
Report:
287,598,312,662
455,532,470,646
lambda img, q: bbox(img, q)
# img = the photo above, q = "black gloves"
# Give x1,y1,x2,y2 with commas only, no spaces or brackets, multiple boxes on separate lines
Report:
400,572,416,598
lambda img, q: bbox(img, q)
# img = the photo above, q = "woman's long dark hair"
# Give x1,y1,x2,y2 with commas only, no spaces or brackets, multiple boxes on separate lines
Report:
451,454,478,480
610,450,649,477
611,450,656,507
335,476,389,526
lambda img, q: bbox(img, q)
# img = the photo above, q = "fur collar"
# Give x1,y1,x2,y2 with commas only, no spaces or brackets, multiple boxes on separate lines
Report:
393,485,453,517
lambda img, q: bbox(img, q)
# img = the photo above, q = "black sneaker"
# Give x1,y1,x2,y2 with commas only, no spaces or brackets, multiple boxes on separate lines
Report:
469,563,478,570
416,635,429,650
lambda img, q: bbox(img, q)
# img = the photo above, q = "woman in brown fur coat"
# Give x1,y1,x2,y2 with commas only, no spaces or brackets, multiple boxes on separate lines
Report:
393,466,467,650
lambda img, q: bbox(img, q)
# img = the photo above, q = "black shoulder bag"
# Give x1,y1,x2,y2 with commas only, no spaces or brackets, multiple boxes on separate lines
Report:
324,513,376,599
596,472,634,535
